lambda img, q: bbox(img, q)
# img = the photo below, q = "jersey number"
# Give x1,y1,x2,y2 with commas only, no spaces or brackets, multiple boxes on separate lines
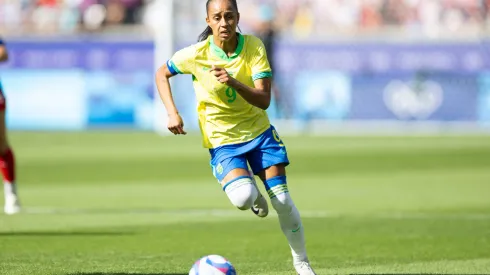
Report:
272,129,285,147
226,87,237,103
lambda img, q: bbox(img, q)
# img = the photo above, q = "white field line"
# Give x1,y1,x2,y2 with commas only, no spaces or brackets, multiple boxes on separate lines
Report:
267,258,490,275
19,208,490,220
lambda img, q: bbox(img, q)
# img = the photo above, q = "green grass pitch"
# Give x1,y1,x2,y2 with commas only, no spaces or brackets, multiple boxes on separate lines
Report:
1,132,490,275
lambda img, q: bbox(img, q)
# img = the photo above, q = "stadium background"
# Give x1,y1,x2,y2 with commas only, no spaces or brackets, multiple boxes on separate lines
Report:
1,1,490,275
1,0,489,133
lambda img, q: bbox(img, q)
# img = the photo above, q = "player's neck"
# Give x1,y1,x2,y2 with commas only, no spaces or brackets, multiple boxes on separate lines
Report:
213,34,238,57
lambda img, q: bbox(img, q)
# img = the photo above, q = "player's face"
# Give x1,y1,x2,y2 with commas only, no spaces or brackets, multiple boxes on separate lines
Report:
206,0,240,42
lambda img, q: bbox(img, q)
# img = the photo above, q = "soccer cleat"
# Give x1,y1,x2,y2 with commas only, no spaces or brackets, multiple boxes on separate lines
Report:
294,261,317,275
251,191,269,218
249,170,268,218
4,194,21,215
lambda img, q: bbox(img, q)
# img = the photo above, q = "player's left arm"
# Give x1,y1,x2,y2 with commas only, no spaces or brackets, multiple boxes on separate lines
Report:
212,65,271,110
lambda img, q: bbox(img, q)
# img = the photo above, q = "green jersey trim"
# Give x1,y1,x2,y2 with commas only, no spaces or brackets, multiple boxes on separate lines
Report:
209,33,244,62
252,71,272,81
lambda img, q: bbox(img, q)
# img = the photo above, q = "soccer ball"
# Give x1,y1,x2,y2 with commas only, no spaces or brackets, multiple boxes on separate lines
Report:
189,254,236,275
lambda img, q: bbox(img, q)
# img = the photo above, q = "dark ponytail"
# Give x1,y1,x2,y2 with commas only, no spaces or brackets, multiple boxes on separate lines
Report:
197,0,240,42
198,26,213,42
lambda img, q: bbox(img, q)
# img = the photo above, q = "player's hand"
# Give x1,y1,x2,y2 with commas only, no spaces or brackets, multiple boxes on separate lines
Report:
211,65,235,85
167,113,187,135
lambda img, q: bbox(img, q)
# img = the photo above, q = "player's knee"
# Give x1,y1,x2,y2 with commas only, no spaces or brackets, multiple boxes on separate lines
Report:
223,176,258,210
271,192,293,214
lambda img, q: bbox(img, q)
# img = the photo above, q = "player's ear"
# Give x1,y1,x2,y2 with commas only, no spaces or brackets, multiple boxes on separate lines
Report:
206,16,210,25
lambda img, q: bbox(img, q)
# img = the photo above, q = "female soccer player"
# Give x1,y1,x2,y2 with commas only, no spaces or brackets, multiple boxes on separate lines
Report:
155,1,316,274
0,38,20,215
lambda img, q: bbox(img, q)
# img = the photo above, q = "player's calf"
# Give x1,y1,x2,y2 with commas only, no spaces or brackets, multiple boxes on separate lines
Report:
1,147,19,215
265,175,312,271
266,176,293,214
4,193,20,215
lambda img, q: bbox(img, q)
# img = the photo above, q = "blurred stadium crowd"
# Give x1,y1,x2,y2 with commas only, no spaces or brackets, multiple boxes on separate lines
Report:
0,0,489,39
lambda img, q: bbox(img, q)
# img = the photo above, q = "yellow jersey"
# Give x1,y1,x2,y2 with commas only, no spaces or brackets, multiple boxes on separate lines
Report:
167,34,273,148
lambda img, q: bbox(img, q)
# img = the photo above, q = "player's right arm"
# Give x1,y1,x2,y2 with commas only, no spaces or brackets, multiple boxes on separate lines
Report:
0,39,8,62
155,45,196,135
155,62,186,135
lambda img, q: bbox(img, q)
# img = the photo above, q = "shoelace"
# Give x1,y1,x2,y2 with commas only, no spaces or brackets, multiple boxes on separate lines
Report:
297,262,312,270
296,262,315,275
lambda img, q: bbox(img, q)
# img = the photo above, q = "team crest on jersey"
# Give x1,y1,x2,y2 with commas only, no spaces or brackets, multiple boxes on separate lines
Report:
216,163,224,175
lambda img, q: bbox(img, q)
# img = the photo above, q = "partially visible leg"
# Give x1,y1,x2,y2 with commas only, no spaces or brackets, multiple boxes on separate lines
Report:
0,105,20,215
211,150,268,216
258,165,315,275
221,167,258,210
247,169,269,218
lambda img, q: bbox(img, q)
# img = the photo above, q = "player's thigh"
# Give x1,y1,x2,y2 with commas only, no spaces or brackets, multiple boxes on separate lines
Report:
211,155,250,186
256,164,286,183
222,168,250,185
247,127,289,181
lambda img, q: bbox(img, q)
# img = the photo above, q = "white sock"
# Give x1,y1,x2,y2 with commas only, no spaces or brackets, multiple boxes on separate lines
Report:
271,192,308,263
224,177,258,210
4,181,17,197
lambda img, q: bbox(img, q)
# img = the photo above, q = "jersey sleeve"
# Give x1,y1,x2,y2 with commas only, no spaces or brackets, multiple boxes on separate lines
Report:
167,45,196,75
250,39,272,81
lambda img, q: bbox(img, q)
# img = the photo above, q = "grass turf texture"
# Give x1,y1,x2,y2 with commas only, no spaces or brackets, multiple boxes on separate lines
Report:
1,132,490,275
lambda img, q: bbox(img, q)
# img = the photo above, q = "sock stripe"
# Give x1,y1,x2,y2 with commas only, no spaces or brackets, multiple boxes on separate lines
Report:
267,184,289,198
222,176,252,191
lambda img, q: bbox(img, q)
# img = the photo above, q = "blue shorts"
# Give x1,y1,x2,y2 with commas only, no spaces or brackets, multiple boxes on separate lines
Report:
209,125,290,182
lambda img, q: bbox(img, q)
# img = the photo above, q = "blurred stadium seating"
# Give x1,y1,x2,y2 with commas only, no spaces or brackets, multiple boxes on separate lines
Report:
1,0,489,39
0,0,490,133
